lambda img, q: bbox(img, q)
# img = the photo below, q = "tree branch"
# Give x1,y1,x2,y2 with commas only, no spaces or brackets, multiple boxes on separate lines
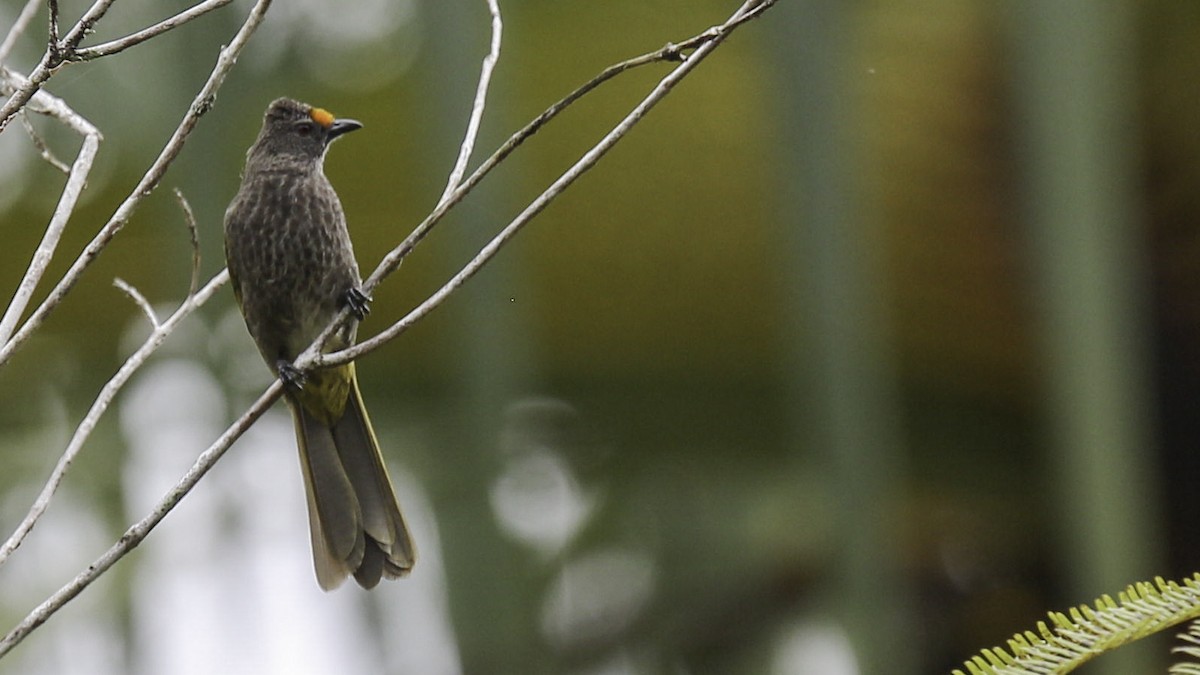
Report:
0,0,121,132
294,0,773,376
0,270,228,573
0,0,42,64
0,348,272,660
70,0,237,62
0,0,273,649
18,111,71,174
46,0,61,62
173,188,203,297
316,0,775,369
0,84,102,346
288,0,505,373
0,0,273,367
112,278,160,328
437,0,502,206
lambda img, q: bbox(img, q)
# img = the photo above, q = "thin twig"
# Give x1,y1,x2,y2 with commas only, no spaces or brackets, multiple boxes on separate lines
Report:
437,0,502,206
0,0,274,367
289,0,504,372
0,0,42,64
46,0,60,61
71,0,236,61
314,0,775,370
0,0,239,128
0,0,271,584
292,0,769,375
173,189,202,297
447,11,766,216
0,346,274,660
18,111,71,174
387,0,772,285
0,84,102,346
0,270,228,573
112,278,159,328
0,59,53,134
0,0,119,131
0,0,273,611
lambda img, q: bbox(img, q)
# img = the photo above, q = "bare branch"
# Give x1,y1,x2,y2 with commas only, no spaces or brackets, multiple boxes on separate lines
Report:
446,4,771,223
292,0,771,376
18,111,71,174
0,0,274,367
437,0,502,206
1,0,242,129
0,350,274,659
314,0,776,370
287,0,502,372
0,0,122,131
0,62,52,134
0,87,102,346
0,0,271,598
112,278,159,328
0,269,229,574
383,0,772,291
0,0,42,64
58,0,120,51
47,0,61,60
173,188,202,297
71,0,237,62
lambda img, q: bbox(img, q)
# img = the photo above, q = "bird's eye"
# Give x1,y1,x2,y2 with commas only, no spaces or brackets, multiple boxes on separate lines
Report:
296,121,316,136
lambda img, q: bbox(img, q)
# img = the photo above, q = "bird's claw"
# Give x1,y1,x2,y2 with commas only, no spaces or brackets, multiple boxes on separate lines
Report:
344,286,372,321
277,360,306,390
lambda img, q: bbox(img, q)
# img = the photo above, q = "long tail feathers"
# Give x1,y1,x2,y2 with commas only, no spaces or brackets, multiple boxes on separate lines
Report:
291,375,415,590
332,377,416,585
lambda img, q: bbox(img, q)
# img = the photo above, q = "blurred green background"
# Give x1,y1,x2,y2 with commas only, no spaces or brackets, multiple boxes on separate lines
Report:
3,0,1200,673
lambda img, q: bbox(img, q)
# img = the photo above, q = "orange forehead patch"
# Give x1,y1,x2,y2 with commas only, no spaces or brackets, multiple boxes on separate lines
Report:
309,107,335,129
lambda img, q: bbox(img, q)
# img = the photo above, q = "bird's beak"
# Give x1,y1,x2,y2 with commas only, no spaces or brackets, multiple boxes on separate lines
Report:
327,118,363,141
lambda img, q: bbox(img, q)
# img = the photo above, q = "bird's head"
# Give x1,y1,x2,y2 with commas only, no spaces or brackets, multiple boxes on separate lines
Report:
247,97,362,167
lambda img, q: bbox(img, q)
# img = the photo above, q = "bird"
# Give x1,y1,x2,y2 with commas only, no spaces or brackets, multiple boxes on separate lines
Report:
223,97,415,590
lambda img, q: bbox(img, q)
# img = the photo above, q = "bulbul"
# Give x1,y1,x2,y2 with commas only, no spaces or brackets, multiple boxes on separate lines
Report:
223,97,415,590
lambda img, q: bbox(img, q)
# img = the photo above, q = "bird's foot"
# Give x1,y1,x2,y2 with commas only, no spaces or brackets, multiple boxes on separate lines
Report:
344,286,372,321
277,360,306,390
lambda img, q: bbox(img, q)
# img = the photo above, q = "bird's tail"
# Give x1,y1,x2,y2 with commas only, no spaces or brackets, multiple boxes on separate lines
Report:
290,365,415,590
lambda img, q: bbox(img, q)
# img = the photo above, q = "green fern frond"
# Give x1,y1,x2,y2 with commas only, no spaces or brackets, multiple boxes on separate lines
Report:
1170,619,1200,674
952,574,1200,675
